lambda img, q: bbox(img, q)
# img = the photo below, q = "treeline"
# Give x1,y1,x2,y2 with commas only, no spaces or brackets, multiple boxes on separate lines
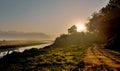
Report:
54,0,120,51
53,25,96,47
86,0,120,51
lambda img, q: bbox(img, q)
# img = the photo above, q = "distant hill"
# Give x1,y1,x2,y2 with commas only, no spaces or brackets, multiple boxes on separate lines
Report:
0,31,50,40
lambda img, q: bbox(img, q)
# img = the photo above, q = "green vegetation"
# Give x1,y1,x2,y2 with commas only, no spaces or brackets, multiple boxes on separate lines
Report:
0,25,92,70
0,0,120,71
0,43,89,71
86,0,120,51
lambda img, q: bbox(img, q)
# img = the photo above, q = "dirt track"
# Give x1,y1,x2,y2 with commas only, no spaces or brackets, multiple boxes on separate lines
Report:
83,45,120,71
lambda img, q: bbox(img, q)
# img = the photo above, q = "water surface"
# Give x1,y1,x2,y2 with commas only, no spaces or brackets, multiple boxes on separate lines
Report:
0,43,52,58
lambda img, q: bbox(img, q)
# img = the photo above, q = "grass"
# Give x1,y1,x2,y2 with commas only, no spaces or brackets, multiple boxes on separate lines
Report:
0,43,89,71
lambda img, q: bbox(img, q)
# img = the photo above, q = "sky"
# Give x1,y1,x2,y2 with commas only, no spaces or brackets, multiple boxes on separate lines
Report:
0,0,109,36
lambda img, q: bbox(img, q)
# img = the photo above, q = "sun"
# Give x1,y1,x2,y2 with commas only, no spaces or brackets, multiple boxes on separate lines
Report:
76,23,87,32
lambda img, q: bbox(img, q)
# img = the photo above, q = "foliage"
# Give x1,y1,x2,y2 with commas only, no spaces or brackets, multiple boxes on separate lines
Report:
1,0,120,70
54,32,93,46
86,0,120,51
0,25,92,71
68,25,77,34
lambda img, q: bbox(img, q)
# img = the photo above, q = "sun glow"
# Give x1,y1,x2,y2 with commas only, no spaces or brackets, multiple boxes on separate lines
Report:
76,23,87,32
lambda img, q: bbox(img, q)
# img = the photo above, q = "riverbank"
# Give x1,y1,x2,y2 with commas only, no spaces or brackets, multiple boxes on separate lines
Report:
0,43,89,71
0,43,53,58
0,43,119,71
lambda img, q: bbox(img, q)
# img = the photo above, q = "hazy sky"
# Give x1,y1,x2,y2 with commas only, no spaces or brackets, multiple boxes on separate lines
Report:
0,0,109,36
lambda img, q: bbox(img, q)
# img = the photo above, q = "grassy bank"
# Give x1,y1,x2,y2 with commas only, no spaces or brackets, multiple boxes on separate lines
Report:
0,43,89,71
0,31,92,71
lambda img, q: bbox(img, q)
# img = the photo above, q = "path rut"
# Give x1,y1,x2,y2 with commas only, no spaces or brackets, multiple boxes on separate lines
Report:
83,46,120,71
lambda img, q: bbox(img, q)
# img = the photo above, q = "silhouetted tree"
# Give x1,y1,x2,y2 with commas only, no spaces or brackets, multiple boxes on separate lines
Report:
68,25,77,34
86,0,120,51
86,12,101,33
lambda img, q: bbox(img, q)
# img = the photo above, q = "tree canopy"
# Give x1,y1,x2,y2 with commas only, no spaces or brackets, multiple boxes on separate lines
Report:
86,0,120,51
68,25,77,34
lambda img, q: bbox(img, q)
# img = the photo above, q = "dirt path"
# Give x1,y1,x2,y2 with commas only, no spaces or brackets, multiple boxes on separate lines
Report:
83,46,120,71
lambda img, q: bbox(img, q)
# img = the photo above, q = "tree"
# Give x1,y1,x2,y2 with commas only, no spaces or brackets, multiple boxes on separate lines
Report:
86,12,101,33
68,25,77,34
86,0,120,51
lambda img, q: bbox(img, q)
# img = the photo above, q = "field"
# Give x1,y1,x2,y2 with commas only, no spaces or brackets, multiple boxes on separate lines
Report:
0,40,46,50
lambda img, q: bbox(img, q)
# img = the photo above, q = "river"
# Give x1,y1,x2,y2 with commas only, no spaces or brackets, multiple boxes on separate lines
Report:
0,43,52,58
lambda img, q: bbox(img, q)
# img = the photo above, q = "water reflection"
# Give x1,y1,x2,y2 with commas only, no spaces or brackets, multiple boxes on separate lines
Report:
0,43,52,58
